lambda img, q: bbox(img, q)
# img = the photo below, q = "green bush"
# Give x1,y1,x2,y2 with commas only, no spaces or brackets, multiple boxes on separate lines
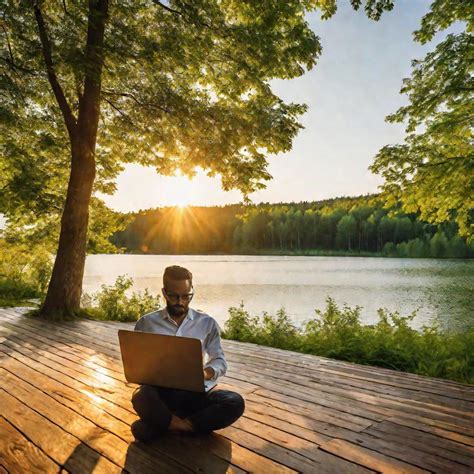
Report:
222,303,261,343
222,297,473,384
0,240,53,306
81,275,161,322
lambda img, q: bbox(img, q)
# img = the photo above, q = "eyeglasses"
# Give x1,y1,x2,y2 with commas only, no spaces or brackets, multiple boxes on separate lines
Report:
163,289,194,303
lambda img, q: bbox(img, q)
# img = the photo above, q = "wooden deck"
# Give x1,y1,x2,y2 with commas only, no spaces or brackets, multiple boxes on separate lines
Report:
0,308,473,473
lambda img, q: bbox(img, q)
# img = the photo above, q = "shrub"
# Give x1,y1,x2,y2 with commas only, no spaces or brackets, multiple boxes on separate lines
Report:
221,302,261,343
222,297,473,384
81,275,161,322
0,240,53,306
259,308,301,349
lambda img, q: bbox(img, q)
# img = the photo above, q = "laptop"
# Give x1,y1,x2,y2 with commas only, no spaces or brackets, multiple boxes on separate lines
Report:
117,329,217,393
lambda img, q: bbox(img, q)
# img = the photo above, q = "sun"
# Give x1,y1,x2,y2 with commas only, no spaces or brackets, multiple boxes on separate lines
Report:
171,172,194,208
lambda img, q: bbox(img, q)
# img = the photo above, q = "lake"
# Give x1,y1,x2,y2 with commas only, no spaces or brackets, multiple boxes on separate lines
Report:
83,255,473,331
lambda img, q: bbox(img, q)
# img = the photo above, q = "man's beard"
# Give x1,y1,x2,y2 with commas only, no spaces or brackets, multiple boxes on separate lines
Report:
167,303,186,317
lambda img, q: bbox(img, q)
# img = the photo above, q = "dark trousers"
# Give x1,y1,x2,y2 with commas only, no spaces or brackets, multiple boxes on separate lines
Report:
132,384,245,434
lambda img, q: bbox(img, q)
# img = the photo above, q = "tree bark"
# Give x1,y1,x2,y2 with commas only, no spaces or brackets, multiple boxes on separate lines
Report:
41,143,95,316
40,0,108,318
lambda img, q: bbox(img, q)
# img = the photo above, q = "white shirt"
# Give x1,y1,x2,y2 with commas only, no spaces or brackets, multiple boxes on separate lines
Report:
134,307,228,391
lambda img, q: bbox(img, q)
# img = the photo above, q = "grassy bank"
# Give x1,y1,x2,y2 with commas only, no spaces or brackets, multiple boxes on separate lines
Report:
221,298,473,384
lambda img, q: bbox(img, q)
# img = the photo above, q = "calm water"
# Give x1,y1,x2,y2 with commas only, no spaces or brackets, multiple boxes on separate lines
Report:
83,255,473,331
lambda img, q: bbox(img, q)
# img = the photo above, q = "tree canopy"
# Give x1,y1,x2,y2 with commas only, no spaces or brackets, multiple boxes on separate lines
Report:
371,0,473,239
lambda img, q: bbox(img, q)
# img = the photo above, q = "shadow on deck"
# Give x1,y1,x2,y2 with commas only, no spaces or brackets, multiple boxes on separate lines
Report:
0,307,473,473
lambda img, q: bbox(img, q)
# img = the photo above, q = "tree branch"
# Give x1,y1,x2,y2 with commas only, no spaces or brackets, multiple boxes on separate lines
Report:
418,155,471,168
152,0,221,33
1,21,15,67
32,0,77,138
103,98,135,125
102,89,171,113
78,0,108,145
0,56,37,75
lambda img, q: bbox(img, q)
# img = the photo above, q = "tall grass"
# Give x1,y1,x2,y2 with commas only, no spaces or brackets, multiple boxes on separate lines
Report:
221,298,473,384
0,241,52,306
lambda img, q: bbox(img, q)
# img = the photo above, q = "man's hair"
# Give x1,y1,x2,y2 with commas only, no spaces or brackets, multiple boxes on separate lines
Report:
163,265,193,285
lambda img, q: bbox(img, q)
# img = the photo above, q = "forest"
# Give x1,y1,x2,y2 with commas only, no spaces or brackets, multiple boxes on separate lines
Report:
111,194,473,258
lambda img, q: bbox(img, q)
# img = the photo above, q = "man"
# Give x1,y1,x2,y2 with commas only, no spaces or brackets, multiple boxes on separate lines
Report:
131,265,245,443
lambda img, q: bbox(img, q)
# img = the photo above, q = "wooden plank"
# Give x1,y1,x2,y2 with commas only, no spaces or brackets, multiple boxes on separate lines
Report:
3,318,367,434
0,361,272,474
255,380,474,438
223,339,474,398
252,385,474,432
0,340,360,462
4,322,378,431
46,316,474,412
0,348,312,469
252,392,474,460
0,369,192,473
226,361,474,422
364,422,474,468
3,307,462,397
0,338,134,411
219,425,372,474
240,393,472,472
3,314,471,433
1,314,470,434
0,321,127,380
225,366,448,423
3,326,373,437
3,332,129,391
0,416,59,474
227,358,474,413
319,438,428,474
0,389,121,474
2,308,460,400
19,316,474,446
2,308,473,473
7,312,470,420
229,416,375,473
0,315,121,365
10,310,465,399
0,347,136,422
387,416,474,447
0,324,434,442
313,363,474,398
2,321,260,396
334,427,474,473
244,390,373,431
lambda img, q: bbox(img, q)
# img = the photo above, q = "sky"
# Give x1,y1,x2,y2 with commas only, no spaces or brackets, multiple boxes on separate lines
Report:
0,0,460,228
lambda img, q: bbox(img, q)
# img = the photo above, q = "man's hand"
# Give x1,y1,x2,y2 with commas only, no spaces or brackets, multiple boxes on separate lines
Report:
203,367,215,381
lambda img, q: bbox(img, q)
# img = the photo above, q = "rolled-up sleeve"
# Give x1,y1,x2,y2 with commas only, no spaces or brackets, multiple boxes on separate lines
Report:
203,321,228,381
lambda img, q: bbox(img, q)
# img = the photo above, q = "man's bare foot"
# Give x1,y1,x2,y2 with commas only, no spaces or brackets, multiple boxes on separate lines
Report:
168,414,194,433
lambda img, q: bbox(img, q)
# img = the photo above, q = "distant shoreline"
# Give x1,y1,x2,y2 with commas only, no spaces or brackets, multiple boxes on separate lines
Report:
101,250,473,260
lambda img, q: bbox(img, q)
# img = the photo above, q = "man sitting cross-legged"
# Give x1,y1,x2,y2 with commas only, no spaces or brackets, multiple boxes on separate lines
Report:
131,265,245,442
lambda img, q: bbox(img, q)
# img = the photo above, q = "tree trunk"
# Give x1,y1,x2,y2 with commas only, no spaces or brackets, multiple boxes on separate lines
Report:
41,143,96,317
39,0,108,319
